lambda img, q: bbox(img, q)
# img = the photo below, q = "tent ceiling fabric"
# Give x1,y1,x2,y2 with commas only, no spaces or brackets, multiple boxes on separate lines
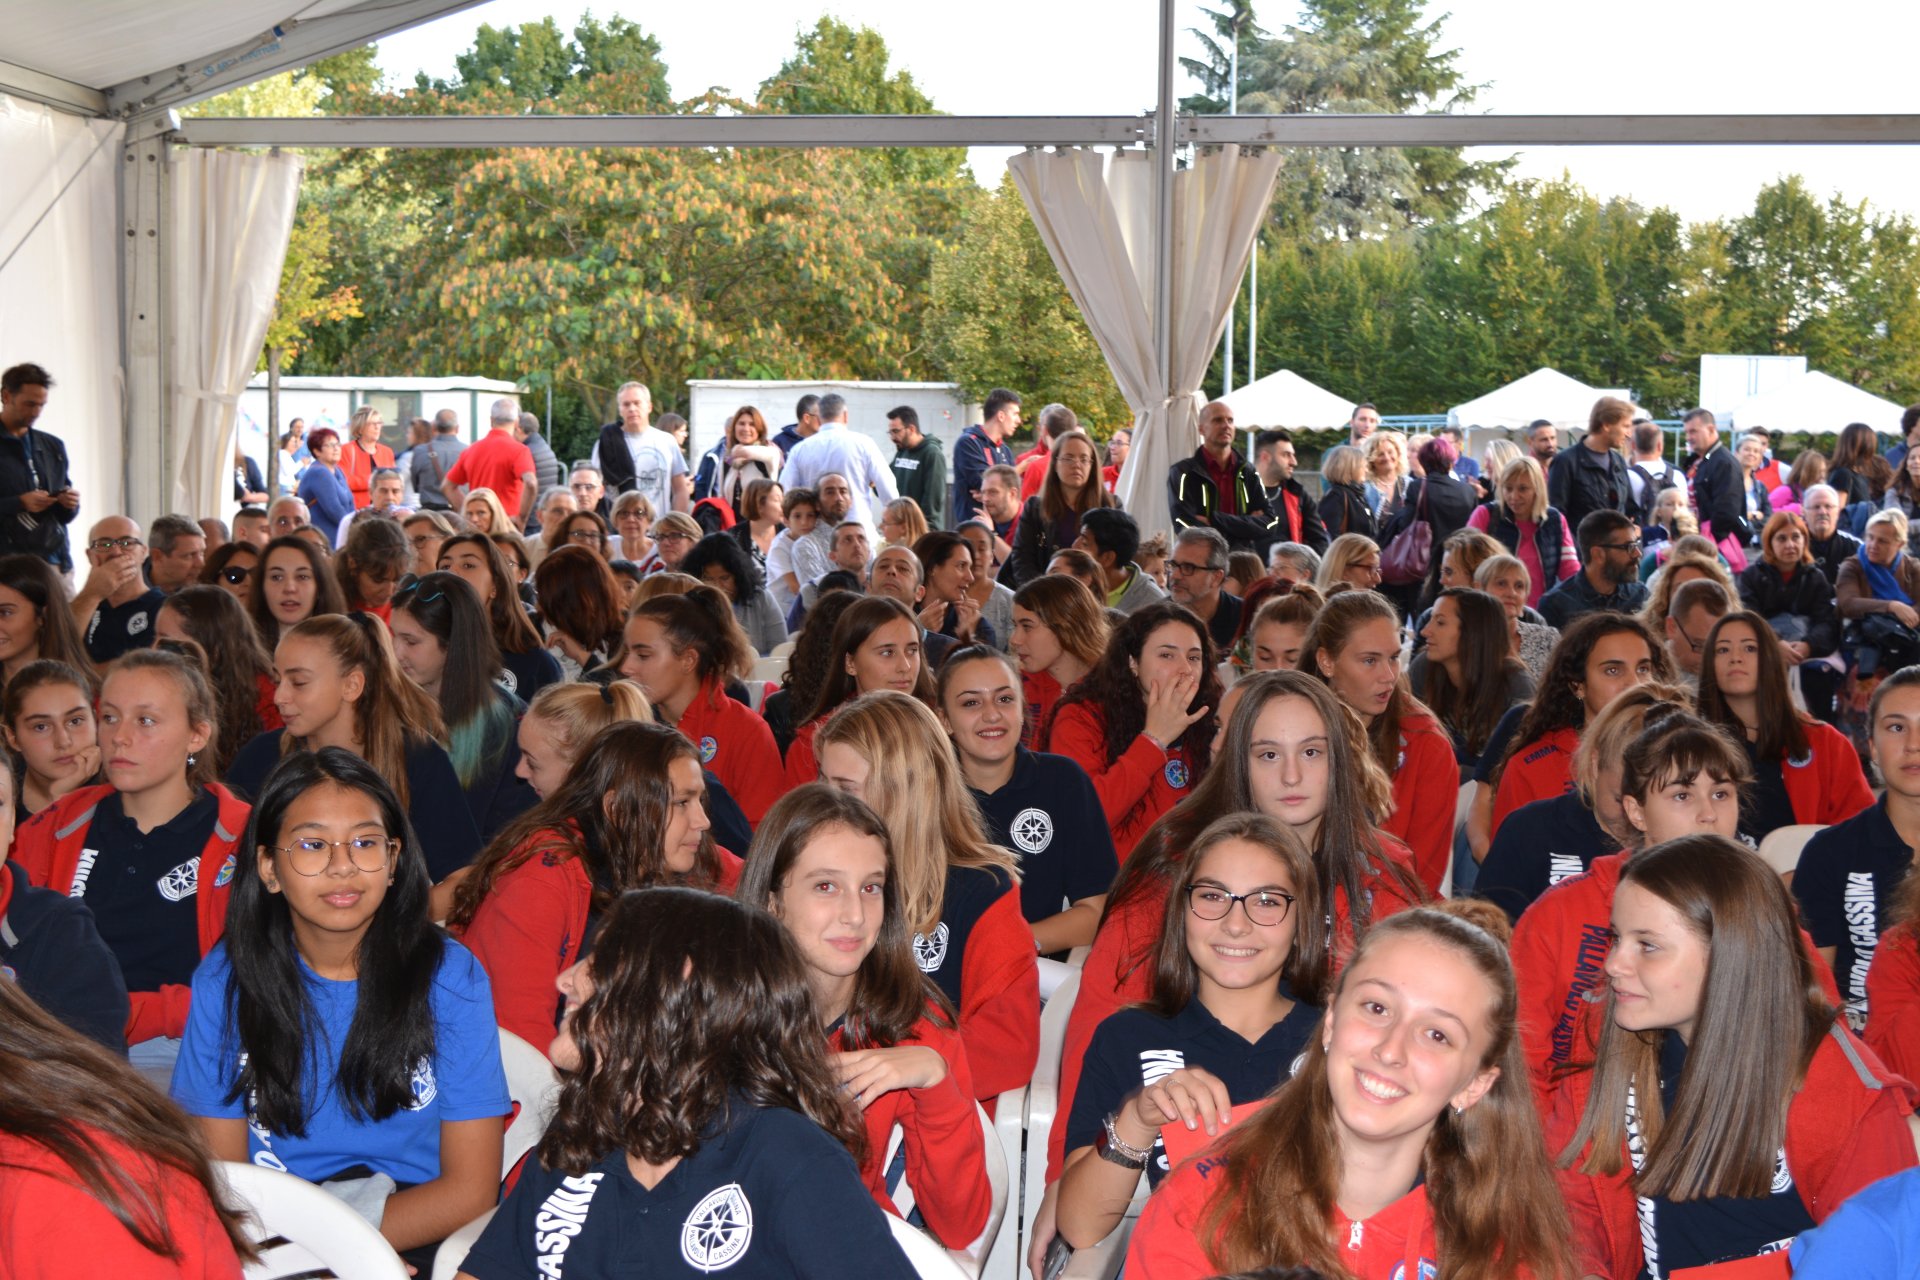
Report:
0,0,424,97
1219,369,1356,430
1446,367,1632,432
1009,146,1281,538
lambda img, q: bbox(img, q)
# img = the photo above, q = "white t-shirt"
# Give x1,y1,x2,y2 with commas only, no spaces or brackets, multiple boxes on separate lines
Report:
593,425,687,517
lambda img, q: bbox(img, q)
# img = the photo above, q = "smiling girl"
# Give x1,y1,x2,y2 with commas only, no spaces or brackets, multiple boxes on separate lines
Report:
783,596,933,790
739,785,992,1249
1127,901,1574,1279
0,553,94,687
1047,602,1220,859
2,659,100,818
170,749,508,1265
1057,814,1324,1252
1555,835,1919,1278
1304,590,1456,895
245,535,347,648
451,722,737,1052
14,650,247,1056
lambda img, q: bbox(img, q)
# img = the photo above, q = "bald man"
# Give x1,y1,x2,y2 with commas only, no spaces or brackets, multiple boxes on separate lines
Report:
72,514,163,664
1168,399,1280,554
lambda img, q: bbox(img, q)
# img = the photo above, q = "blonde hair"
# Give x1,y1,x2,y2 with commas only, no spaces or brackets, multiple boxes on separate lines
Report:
1365,431,1407,483
1320,445,1366,487
1868,507,1910,542
814,691,1018,935
523,680,651,769
1316,533,1380,593
633,571,701,606
881,498,929,548
1498,457,1550,523
462,487,514,535
1570,683,1693,823
1481,438,1521,479
1640,552,1736,632
1474,553,1531,597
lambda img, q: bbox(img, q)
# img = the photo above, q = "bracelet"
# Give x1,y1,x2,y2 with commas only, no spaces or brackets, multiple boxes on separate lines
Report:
1140,731,1168,754
1096,1112,1151,1170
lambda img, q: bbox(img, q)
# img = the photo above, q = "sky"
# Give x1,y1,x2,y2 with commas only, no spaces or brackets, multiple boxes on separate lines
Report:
371,0,1920,225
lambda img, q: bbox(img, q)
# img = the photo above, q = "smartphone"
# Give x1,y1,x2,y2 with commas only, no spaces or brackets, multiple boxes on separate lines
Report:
1040,1232,1073,1280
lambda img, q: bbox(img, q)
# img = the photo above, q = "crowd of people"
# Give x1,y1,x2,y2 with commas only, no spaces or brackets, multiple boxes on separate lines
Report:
2,356,1919,1277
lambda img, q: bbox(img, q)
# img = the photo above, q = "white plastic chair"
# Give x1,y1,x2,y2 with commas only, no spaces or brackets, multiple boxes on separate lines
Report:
750,655,789,685
986,967,1081,1280
890,1212,974,1280
217,1160,408,1280
1058,1177,1149,1280
1757,823,1827,880
893,1102,1011,1280
770,639,798,659
498,1028,562,1180
431,1207,497,1280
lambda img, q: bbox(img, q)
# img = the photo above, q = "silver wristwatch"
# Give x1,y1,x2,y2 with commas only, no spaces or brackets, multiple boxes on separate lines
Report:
1096,1112,1151,1170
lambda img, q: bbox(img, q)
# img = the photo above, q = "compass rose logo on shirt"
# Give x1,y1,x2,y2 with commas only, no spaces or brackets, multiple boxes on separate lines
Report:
1163,759,1189,789
156,859,198,903
681,1182,753,1272
699,735,718,764
912,922,951,974
1010,807,1054,854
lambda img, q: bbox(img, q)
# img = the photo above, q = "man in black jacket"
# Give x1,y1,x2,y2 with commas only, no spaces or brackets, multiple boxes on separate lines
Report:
1547,396,1633,536
1254,429,1329,554
1802,484,1862,585
0,363,78,570
1684,408,1749,548
1169,400,1278,554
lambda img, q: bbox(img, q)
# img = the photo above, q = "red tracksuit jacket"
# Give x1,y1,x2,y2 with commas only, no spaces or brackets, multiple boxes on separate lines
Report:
13,783,248,1045
1383,710,1459,895
944,877,1043,1105
1047,835,1419,1181
1549,1023,1918,1279
1044,702,1197,859
1125,1148,1439,1280
0,1129,244,1279
1513,854,1842,1111
784,713,827,791
458,825,743,1054
676,677,784,826
831,1012,991,1251
1867,920,1920,1082
1779,718,1875,825
1492,726,1579,837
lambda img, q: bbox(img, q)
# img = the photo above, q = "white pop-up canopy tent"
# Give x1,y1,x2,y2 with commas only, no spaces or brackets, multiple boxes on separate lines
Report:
1446,367,1633,432
1218,368,1356,429
1726,370,1906,435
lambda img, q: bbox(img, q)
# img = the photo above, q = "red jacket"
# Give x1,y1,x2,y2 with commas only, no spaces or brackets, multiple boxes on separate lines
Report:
252,674,284,735
1126,1148,1438,1280
1020,668,1062,750
1867,920,1920,1081
1044,702,1196,859
1513,854,1842,1112
459,826,743,1054
338,439,394,509
0,1129,244,1279
784,714,827,791
1781,718,1875,826
678,678,784,827
831,1013,991,1250
954,881,1043,1105
13,784,248,1045
1549,1023,1917,1279
1383,711,1458,894
1492,727,1579,837
1048,835,1418,1181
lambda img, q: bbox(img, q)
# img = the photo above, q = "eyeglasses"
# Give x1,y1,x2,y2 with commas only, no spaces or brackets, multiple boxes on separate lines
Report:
657,532,694,544
267,836,397,877
408,534,441,549
219,565,251,585
88,536,144,552
1600,540,1644,554
567,529,604,544
1186,884,1296,926
1170,560,1222,577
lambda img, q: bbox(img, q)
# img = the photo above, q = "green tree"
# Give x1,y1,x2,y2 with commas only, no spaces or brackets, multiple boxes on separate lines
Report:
927,175,1129,427
1180,2,1265,114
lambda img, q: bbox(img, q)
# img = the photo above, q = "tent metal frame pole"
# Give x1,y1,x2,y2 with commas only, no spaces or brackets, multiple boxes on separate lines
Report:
1153,0,1176,411
119,110,177,527
0,57,107,117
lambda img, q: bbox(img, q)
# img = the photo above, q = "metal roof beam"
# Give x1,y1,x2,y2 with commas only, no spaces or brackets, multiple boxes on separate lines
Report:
102,0,490,117
1183,113,1920,146
0,57,108,117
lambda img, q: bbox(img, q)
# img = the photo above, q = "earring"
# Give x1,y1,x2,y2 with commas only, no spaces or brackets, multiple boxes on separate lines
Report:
186,752,197,768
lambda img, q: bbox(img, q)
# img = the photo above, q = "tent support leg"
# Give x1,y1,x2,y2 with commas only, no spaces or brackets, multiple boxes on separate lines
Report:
119,111,175,527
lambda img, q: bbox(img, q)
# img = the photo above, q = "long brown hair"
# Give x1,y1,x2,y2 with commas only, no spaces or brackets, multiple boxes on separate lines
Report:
1695,609,1810,763
278,613,444,808
0,979,256,1263
1011,574,1110,671
448,720,722,929
804,596,935,725
247,535,347,646
104,649,219,791
0,553,93,681
1198,903,1574,1279
1302,588,1432,771
1563,835,1835,1199
537,887,867,1172
1106,672,1416,994
161,585,274,776
1145,812,1326,1016
533,544,625,659
736,784,954,1047
1039,429,1117,523
1420,587,1527,759
1618,711,1752,854
634,586,755,686
814,691,1019,936
1490,613,1671,787
1051,601,1220,773
437,532,542,655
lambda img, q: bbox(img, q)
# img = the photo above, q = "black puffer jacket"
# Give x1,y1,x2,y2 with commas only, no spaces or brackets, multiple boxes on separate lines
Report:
1737,560,1839,657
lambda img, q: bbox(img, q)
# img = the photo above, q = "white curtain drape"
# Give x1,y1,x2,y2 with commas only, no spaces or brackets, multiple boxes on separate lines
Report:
167,147,302,519
1009,146,1280,538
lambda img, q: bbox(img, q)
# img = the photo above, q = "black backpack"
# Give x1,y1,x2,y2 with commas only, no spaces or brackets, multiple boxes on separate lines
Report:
1630,462,1681,526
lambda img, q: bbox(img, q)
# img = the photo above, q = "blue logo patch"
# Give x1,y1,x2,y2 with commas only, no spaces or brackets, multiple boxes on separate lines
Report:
698,736,718,764
1,965,15,982
213,854,236,888
1787,750,1812,769
1164,759,1189,789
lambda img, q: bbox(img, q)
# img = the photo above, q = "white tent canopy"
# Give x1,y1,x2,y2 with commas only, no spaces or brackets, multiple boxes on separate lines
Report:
1727,369,1906,435
1218,368,1355,429
1446,367,1632,432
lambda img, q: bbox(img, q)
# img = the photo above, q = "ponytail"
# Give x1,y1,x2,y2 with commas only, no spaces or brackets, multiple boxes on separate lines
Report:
281,614,444,807
635,585,754,685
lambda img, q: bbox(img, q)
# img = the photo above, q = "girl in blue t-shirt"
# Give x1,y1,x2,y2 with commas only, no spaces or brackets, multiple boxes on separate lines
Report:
457,886,914,1279
1056,811,1325,1251
171,747,510,1259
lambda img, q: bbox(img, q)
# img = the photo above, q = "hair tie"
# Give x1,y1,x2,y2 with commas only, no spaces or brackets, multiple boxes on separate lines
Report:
600,683,615,706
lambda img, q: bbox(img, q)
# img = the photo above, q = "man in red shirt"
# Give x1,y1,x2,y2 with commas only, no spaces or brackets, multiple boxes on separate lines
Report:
442,397,537,525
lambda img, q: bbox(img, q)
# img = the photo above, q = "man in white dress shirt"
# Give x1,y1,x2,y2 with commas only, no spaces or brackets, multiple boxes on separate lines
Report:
778,393,896,532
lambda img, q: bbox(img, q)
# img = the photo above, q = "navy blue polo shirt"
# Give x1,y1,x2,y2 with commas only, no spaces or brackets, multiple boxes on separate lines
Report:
1643,1032,1815,1271
1472,704,1530,785
1473,792,1617,925
1063,994,1319,1185
1795,798,1916,1031
71,789,217,993
1739,740,1799,850
498,646,564,702
83,588,163,664
461,1102,915,1280
969,748,1118,927
915,864,1015,1007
